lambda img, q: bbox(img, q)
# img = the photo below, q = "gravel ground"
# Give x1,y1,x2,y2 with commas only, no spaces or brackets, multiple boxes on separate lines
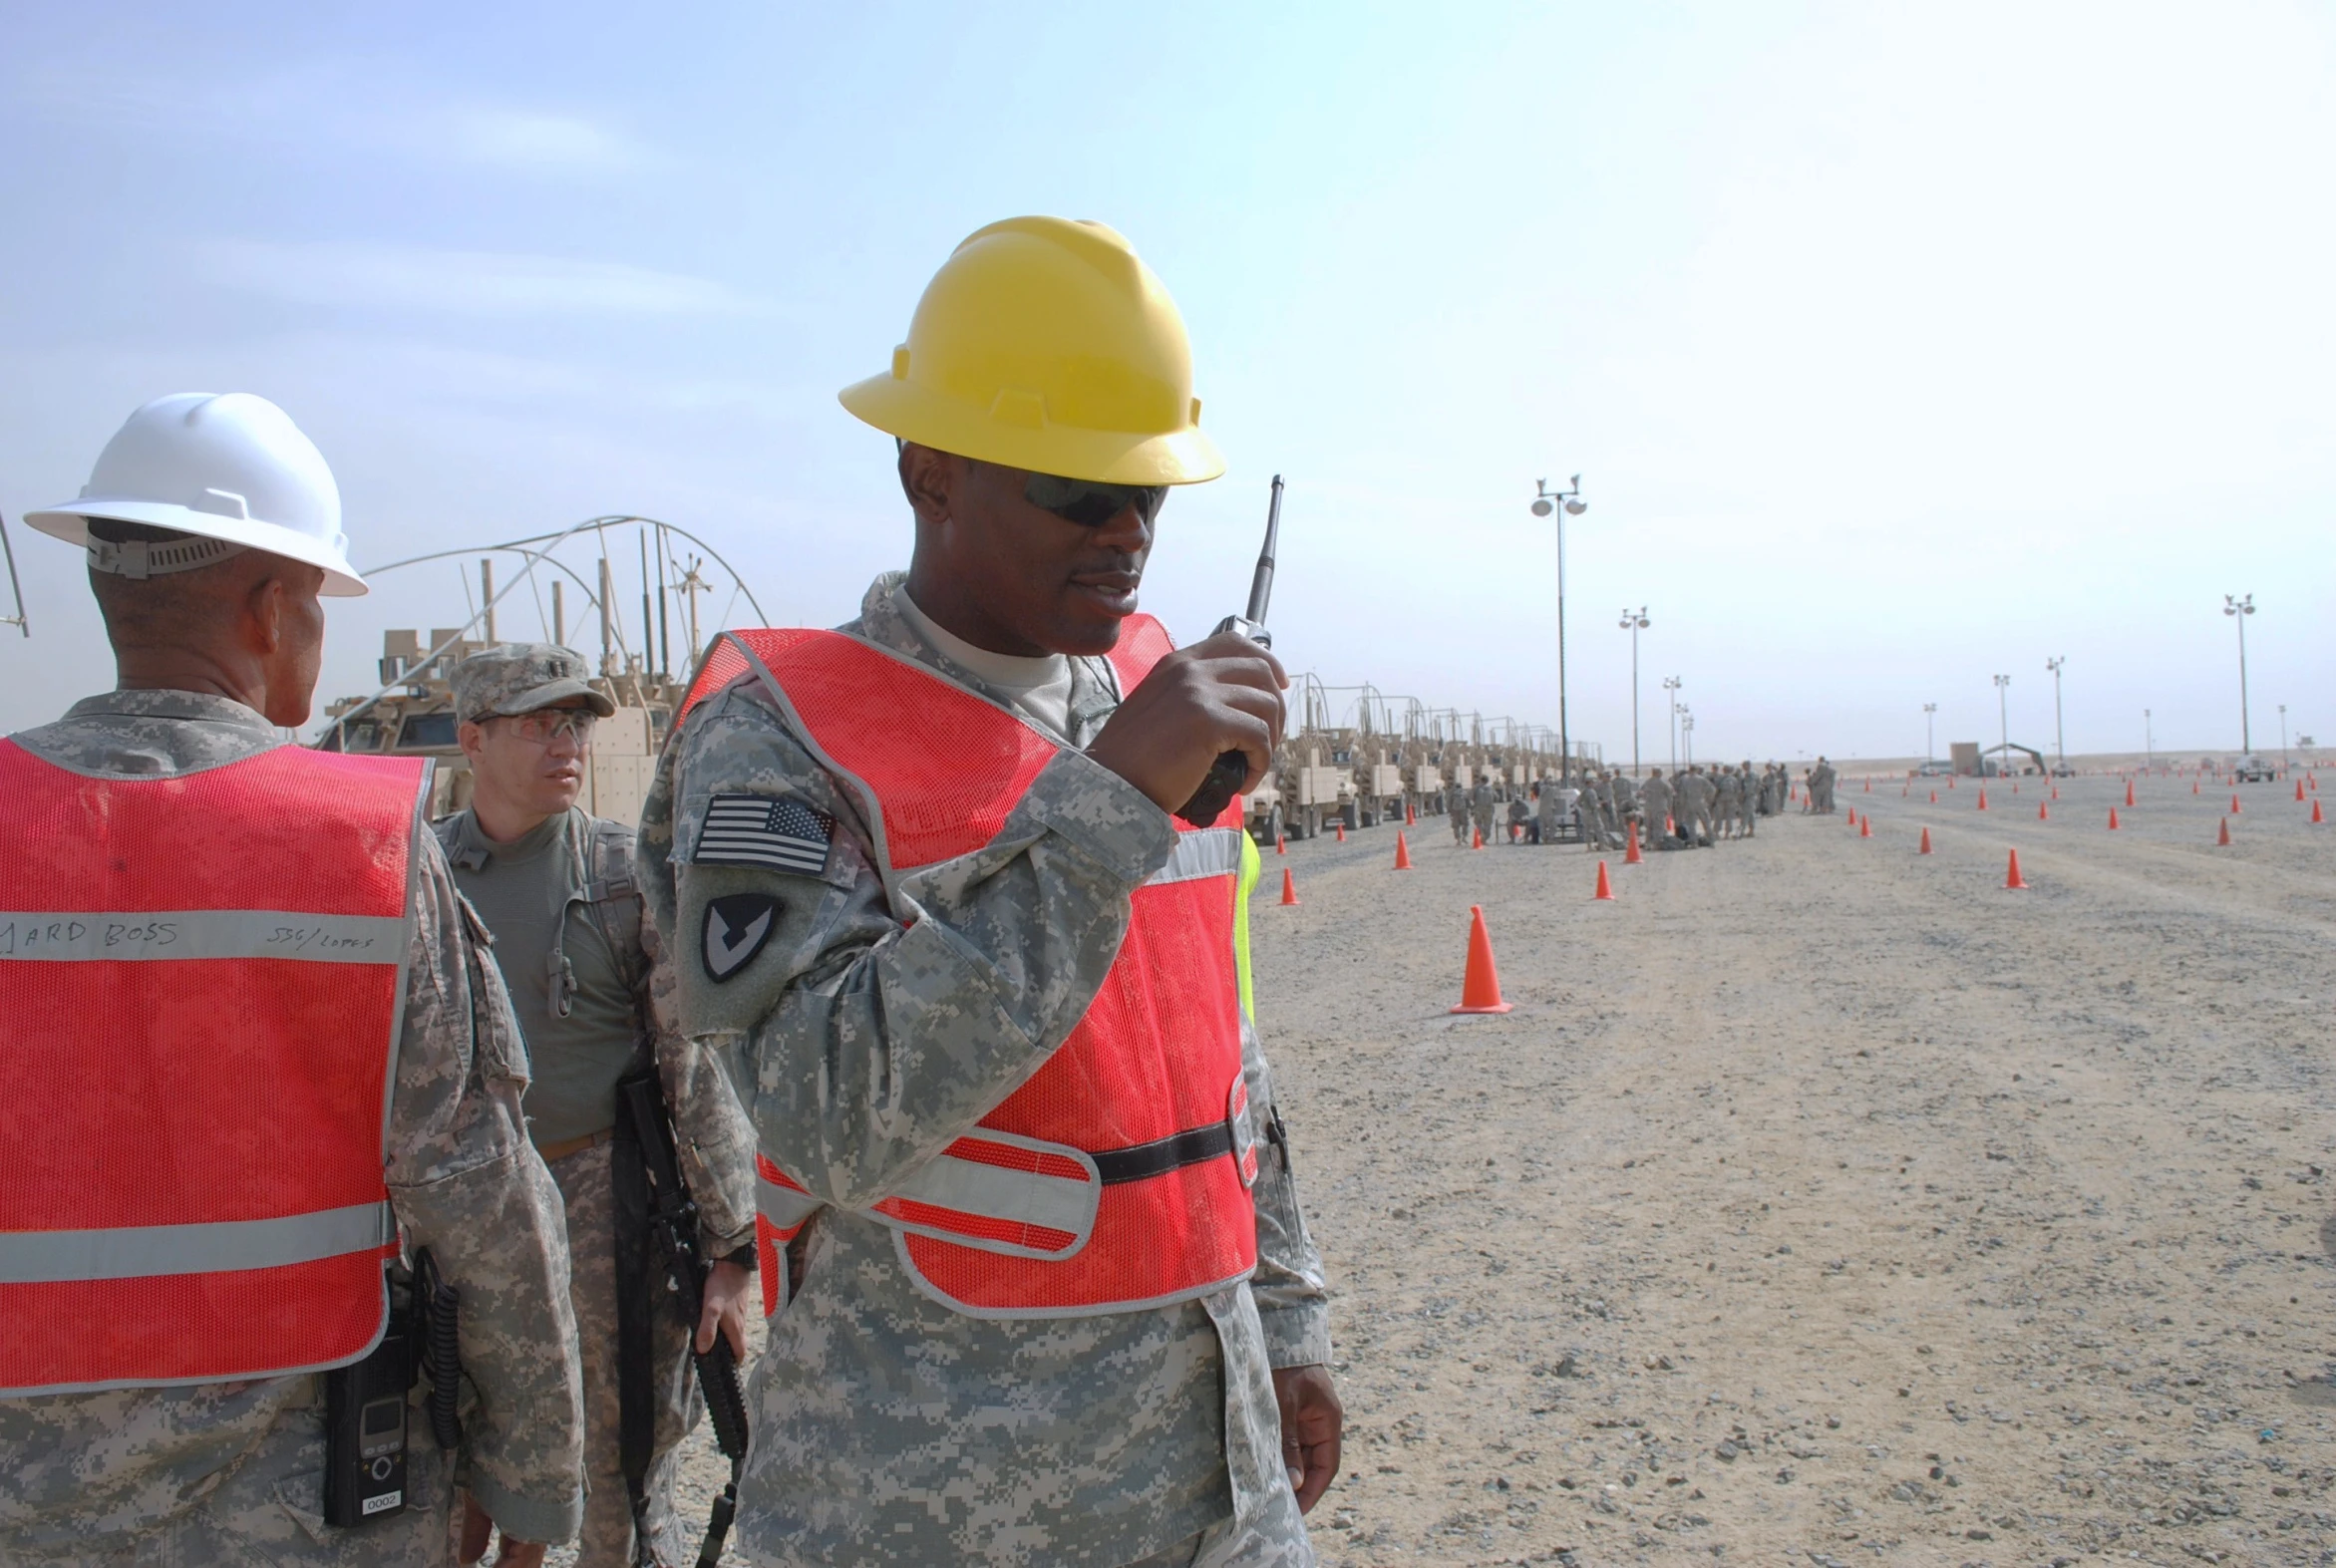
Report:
1262,768,2334,1566
626,766,2335,1567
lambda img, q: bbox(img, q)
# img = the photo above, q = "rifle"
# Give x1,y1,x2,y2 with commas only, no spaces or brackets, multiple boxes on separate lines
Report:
1173,473,1283,827
612,1063,751,1567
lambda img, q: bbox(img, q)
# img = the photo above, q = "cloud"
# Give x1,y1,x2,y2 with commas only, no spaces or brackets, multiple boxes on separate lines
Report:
431,108,641,172
198,239,754,316
11,59,647,176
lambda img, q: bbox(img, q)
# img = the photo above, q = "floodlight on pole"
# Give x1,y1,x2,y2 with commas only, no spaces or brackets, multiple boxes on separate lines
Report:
2279,704,2288,768
2046,657,2067,773
1618,605,1649,775
1992,674,2011,776
1530,475,1588,781
1662,676,1683,772
1923,703,1938,765
2223,594,2255,753
2144,708,2154,772
1679,709,1694,768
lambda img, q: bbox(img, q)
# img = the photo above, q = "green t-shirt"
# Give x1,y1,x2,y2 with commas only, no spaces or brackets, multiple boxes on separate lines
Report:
442,808,643,1146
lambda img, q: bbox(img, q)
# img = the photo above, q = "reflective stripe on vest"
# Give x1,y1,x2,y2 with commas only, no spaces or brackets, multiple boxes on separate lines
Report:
0,740,424,1397
703,616,1260,1319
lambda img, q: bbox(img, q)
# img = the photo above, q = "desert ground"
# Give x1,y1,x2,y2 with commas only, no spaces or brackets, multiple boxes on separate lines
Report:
651,763,2334,1568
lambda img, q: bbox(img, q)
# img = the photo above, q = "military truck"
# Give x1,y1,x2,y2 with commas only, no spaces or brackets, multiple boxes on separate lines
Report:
320,627,680,823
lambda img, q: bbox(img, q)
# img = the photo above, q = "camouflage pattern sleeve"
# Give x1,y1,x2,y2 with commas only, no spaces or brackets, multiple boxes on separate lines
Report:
386,835,585,1544
636,682,1179,1210
1240,1016,1333,1370
639,908,759,1257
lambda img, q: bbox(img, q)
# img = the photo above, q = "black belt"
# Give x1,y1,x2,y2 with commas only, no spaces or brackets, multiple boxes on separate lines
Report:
1091,1121,1236,1185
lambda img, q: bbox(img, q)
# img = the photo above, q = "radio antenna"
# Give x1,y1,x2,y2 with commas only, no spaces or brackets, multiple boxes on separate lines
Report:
0,512,28,637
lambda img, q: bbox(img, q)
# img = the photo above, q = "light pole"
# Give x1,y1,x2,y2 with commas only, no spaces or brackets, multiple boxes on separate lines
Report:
1663,676,1683,771
1530,476,1588,781
1680,710,1695,768
2144,709,2154,772
1992,674,2011,776
2223,593,2255,753
1619,606,1649,775
1923,702,1938,765
2046,657,2066,773
2279,704,2288,769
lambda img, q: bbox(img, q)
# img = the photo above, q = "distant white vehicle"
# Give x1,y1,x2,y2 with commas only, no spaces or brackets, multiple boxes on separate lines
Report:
2234,756,2275,783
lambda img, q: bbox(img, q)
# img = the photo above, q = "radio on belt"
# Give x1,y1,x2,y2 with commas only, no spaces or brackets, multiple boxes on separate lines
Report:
323,1299,412,1525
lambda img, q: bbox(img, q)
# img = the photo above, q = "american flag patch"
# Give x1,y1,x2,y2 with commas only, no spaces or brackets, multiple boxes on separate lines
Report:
693,793,834,874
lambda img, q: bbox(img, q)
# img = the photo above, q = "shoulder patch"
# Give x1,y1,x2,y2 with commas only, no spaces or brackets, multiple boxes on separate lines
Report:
702,892,781,982
693,792,834,875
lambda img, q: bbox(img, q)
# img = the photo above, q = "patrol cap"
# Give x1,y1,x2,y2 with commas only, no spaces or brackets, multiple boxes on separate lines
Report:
450,643,617,725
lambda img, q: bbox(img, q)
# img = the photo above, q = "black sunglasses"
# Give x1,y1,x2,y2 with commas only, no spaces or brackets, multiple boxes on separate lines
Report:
1024,472,1168,528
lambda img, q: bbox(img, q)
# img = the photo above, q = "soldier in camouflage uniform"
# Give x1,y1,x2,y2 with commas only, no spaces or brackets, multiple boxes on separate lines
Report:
1610,770,1640,848
1470,775,1497,846
1712,766,1741,840
1445,775,1469,844
1639,768,1675,848
1676,766,1715,846
639,220,1337,1567
1,397,583,1566
1736,762,1759,837
438,646,760,1568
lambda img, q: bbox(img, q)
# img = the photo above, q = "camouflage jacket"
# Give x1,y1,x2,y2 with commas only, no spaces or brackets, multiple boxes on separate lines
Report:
436,807,758,1256
638,573,1331,1566
0,691,584,1554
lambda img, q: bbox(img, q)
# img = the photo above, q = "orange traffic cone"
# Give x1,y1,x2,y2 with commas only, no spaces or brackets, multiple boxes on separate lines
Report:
2126,781,2137,807
2051,785,2059,800
1948,777,1956,788
2313,798,2324,824
1860,814,1872,838
1864,778,1871,792
2230,793,2241,814
2193,781,2200,794
2038,802,2049,820
2298,781,2307,802
1977,788,1989,810
1625,819,1643,864
2217,816,2231,846
1394,831,1413,870
1407,802,1418,826
1929,789,1938,803
1918,826,1933,854
2108,807,2120,829
1593,860,1615,900
1449,905,1512,1015
2004,848,2028,890
1336,821,1346,842
1275,833,1286,855
1846,808,1856,827
1472,825,1484,850
1279,868,1300,905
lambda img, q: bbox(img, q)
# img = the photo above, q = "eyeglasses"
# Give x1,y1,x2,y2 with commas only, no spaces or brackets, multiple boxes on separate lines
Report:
1023,472,1168,528
503,709,597,746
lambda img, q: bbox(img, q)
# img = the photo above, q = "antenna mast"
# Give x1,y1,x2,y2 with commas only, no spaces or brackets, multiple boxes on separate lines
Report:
0,512,26,637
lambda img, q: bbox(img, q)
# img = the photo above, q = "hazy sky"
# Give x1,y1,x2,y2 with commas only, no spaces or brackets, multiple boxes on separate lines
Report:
2,2,2329,764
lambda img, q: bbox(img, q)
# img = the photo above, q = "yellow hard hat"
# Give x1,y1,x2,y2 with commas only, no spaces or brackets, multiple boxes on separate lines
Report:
839,216,1224,485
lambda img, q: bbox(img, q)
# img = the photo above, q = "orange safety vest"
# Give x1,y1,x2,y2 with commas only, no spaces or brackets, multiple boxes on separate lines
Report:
683,616,1259,1320
0,740,426,1396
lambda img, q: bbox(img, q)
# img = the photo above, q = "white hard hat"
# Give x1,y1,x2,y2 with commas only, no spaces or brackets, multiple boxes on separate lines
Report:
26,393,366,596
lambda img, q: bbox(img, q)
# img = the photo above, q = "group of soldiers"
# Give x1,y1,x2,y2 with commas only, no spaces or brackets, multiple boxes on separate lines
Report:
1443,763,1801,851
